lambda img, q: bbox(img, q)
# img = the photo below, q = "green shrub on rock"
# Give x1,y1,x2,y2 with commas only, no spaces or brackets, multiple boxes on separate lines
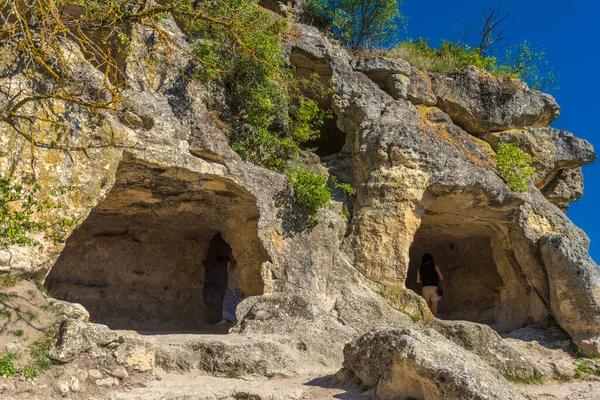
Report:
495,142,534,192
0,180,46,249
287,167,332,213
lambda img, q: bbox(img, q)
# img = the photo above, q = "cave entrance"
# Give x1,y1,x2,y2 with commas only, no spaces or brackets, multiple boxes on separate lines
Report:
45,161,269,331
290,47,347,158
405,192,546,333
202,233,231,320
407,234,504,326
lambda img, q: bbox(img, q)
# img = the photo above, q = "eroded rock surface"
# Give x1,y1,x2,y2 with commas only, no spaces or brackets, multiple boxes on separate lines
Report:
1,8,600,400
431,66,560,134
343,329,526,400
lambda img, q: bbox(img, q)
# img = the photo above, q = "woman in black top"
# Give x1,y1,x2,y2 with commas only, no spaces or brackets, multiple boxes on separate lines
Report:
416,253,444,316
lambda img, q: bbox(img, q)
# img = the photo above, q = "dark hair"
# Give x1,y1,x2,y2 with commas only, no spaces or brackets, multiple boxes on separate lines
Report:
421,253,434,264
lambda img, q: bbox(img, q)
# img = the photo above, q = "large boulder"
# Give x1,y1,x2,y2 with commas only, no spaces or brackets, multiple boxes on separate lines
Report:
431,66,560,134
432,320,539,378
49,319,119,363
343,328,526,400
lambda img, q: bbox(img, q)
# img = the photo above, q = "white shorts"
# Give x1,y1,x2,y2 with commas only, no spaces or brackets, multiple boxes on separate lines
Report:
422,286,441,302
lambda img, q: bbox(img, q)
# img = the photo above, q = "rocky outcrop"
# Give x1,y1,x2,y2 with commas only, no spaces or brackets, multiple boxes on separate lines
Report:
343,329,526,400
432,320,539,378
431,66,560,134
480,127,596,189
542,168,584,210
49,318,119,363
1,8,600,399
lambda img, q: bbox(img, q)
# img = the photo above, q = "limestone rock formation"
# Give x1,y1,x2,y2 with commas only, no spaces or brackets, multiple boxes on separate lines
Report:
1,7,600,400
343,328,527,399
431,66,561,134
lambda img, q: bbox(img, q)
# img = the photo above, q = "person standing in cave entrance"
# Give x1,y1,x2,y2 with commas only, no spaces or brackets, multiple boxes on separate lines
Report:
217,248,244,324
416,253,444,317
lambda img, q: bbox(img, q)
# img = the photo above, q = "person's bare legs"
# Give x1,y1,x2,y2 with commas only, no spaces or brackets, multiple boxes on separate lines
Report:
431,300,439,317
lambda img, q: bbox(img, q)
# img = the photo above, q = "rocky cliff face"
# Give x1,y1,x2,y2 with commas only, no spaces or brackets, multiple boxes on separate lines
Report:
1,12,600,399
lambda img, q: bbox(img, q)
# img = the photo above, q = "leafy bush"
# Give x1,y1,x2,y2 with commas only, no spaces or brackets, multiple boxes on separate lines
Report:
0,353,17,377
305,0,406,51
388,38,557,91
495,142,534,192
185,0,331,171
389,38,498,73
287,167,332,212
13,329,24,337
0,180,47,249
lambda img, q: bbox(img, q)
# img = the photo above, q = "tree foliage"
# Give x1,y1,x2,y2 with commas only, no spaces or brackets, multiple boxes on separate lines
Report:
0,0,291,152
305,0,406,51
500,41,558,91
0,0,330,171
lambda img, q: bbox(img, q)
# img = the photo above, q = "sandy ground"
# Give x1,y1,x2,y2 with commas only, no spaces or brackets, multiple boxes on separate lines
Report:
111,372,365,400
110,372,600,400
515,381,600,400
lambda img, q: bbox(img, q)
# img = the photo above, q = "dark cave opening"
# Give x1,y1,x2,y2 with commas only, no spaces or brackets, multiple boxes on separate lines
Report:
202,233,231,320
407,233,504,326
45,162,268,331
404,192,548,333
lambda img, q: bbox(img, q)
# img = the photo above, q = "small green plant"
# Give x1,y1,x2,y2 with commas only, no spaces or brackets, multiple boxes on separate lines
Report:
226,368,243,379
495,142,534,192
330,176,356,196
22,330,55,380
404,312,421,323
21,362,40,380
22,311,40,320
0,275,21,287
34,281,47,294
0,353,17,377
502,373,545,385
1,310,11,319
13,329,25,337
568,341,584,358
39,302,56,311
0,293,12,302
574,359,600,378
287,167,332,214
523,394,534,400
341,204,351,218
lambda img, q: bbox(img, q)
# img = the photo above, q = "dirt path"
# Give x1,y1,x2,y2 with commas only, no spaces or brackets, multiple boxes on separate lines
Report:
112,372,365,400
515,381,600,400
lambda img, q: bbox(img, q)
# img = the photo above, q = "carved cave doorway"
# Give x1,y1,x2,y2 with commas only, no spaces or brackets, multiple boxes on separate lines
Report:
405,192,547,333
45,161,268,331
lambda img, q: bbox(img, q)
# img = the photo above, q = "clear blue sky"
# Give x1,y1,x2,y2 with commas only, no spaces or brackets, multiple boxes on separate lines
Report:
401,0,600,262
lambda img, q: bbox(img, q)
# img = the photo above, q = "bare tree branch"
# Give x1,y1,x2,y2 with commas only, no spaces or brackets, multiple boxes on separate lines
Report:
458,3,509,56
